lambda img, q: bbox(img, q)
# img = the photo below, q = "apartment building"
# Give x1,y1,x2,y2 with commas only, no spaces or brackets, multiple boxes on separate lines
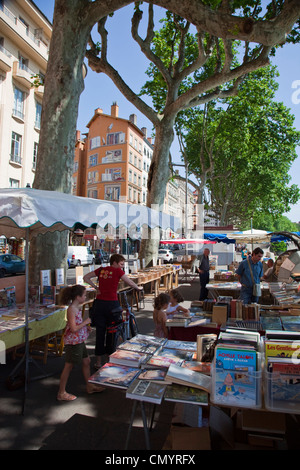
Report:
73,103,154,205
0,0,51,189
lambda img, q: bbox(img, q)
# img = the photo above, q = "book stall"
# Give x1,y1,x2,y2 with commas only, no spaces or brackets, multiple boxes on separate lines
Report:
87,311,300,450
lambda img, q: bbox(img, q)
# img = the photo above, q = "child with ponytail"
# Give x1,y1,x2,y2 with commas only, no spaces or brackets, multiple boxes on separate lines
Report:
57,285,104,401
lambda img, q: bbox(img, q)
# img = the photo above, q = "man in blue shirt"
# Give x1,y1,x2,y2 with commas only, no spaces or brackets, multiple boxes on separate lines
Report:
236,247,264,304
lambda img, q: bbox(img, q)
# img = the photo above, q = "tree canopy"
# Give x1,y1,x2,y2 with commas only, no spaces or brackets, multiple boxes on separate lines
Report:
29,0,300,277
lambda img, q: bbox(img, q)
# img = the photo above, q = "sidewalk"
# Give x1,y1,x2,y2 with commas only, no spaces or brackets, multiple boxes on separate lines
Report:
0,276,199,451
1,274,299,451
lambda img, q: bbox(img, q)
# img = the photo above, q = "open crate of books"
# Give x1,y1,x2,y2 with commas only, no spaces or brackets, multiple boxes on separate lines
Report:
263,329,300,414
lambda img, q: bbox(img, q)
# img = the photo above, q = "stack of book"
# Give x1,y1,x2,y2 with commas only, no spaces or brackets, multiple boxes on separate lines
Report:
211,328,262,408
264,329,300,412
88,335,212,406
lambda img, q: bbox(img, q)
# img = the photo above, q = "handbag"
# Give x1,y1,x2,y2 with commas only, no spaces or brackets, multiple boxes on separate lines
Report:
247,258,261,297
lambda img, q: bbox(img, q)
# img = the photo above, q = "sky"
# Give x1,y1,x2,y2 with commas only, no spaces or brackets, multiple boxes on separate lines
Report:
34,0,300,224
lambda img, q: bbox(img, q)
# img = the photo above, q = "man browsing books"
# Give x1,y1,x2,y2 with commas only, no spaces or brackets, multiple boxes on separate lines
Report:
196,248,210,301
236,247,264,304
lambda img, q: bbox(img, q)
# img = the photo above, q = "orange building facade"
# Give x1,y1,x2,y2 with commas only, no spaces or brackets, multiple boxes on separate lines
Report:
73,103,152,205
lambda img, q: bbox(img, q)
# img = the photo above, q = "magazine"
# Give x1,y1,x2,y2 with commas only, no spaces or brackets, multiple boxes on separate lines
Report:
164,384,208,406
109,349,150,368
137,368,171,384
126,379,167,404
88,363,141,389
163,340,197,352
166,364,211,393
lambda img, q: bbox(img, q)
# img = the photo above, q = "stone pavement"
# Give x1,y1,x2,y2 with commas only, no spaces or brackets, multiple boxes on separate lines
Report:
0,276,199,451
1,273,299,451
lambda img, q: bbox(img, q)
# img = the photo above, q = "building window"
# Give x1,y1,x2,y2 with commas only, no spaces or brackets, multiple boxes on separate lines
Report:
35,101,42,129
104,185,121,201
73,161,78,173
13,87,25,120
87,188,98,199
10,132,22,164
33,142,38,169
9,178,19,188
129,169,132,182
89,153,98,167
90,136,100,149
106,132,125,145
87,171,99,184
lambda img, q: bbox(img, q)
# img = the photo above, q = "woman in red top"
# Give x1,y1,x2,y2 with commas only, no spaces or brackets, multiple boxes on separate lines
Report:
83,254,142,369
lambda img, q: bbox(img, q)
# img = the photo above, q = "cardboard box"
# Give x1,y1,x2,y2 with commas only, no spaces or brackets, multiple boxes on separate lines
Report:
212,305,227,324
170,425,211,450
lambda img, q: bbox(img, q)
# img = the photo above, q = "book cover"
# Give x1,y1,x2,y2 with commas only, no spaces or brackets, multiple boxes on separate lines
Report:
41,286,56,306
88,363,141,389
182,361,211,375
154,347,194,362
265,340,300,362
126,379,166,404
215,346,257,372
117,340,159,355
213,368,259,407
164,383,208,406
109,349,149,367
166,364,211,393
4,286,16,308
280,315,300,332
138,369,171,384
28,285,40,305
145,355,184,369
163,340,197,352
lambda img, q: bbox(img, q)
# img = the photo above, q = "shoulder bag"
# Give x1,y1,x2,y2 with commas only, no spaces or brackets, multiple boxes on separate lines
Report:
247,257,261,297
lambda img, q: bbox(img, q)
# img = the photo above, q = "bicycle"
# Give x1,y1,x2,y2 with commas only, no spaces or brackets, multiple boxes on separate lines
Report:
106,288,143,353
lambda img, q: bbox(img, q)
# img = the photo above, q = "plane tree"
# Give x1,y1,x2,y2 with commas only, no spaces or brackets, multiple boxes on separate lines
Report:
180,66,300,226
30,0,300,279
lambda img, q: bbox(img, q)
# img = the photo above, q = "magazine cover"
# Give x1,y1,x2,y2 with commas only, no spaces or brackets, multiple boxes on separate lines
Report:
164,384,208,406
109,349,149,367
126,379,166,404
213,368,259,407
215,345,257,371
88,363,141,389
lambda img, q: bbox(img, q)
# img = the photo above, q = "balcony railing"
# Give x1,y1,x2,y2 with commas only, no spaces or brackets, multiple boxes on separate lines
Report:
10,154,22,165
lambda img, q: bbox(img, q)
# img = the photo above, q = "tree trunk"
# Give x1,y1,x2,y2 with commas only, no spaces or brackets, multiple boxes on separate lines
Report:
140,118,175,266
29,0,92,284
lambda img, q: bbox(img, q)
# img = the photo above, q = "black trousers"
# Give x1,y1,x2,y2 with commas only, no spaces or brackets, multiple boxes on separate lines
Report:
199,271,209,301
93,299,120,356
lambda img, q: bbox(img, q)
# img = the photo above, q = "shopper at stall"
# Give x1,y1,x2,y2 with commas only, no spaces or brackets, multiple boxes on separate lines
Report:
153,292,170,338
196,248,210,301
166,288,190,319
57,285,104,401
263,258,275,281
236,247,264,304
83,254,143,369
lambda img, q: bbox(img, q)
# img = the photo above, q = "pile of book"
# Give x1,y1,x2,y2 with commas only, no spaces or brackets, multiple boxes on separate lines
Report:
269,282,300,305
264,329,300,412
88,335,212,405
0,305,58,334
211,328,262,408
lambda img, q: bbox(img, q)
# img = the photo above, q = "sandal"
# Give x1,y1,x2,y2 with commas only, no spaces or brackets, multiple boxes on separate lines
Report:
57,392,77,401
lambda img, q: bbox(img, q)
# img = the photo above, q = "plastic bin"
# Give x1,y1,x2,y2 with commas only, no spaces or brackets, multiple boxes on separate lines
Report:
264,369,300,414
211,356,262,409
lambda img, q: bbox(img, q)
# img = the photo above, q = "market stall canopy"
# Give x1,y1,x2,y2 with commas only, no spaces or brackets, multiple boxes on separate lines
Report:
0,188,181,239
230,229,271,244
204,233,236,244
160,238,216,244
